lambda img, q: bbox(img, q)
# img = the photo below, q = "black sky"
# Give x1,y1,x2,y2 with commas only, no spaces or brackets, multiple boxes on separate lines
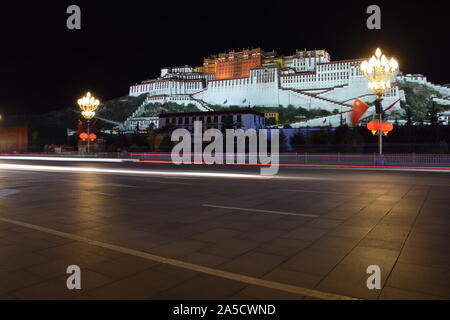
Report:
0,0,449,115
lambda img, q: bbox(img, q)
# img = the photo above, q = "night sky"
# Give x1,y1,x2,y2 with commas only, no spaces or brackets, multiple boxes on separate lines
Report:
0,0,448,116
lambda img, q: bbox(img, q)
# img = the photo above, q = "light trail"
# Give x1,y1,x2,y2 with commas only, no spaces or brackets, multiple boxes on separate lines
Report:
0,156,129,162
136,159,450,171
0,163,270,180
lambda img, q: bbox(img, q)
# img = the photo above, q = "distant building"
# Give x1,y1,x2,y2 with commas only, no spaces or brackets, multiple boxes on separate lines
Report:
158,109,265,132
126,117,159,133
120,47,446,130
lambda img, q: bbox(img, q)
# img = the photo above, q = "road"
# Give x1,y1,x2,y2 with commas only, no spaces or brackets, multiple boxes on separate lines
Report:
0,159,449,300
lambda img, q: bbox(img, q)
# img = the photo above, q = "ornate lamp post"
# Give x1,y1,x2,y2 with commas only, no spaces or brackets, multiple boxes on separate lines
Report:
360,48,398,155
77,92,100,153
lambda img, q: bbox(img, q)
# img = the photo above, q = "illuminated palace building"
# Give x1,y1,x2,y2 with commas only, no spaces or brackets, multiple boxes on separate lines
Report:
123,48,410,129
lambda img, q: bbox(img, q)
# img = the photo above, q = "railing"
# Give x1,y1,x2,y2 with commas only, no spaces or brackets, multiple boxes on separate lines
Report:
1,152,450,168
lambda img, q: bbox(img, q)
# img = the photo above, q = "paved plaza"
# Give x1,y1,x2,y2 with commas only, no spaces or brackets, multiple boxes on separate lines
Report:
0,160,449,300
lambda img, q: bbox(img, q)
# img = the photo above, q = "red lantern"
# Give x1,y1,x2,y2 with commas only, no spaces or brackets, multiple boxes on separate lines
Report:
79,132,89,141
381,122,393,136
89,133,97,141
367,121,381,135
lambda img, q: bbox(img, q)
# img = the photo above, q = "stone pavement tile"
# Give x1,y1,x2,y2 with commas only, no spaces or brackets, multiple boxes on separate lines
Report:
240,213,285,225
264,217,311,231
230,285,305,300
256,238,311,257
34,245,115,267
164,223,220,240
385,263,449,299
376,195,403,202
150,274,247,300
180,252,229,268
47,241,125,260
328,204,366,214
327,226,372,240
0,231,61,251
307,236,359,255
128,234,173,250
33,233,77,245
48,221,105,233
0,222,15,231
379,286,445,300
0,252,48,273
303,203,342,215
316,245,400,299
10,270,113,300
234,228,286,242
75,267,188,300
150,264,198,283
398,245,449,268
191,228,242,243
86,255,159,280
222,220,260,232
228,290,261,300
284,226,329,241
217,252,286,278
415,216,449,226
0,269,45,295
365,224,410,243
148,239,211,259
342,216,380,228
303,218,343,230
0,244,32,258
263,268,322,289
405,231,450,251
321,210,358,220
199,238,260,259
280,250,346,276
315,267,380,300
358,238,404,251
380,216,416,227
412,223,449,235
26,258,85,279
0,293,17,300
357,204,393,214
346,246,400,265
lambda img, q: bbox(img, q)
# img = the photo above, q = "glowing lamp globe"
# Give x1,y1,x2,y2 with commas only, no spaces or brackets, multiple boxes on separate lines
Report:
89,133,97,141
360,48,399,96
77,92,100,120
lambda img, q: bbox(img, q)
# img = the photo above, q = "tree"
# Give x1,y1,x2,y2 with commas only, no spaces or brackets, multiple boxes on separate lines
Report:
342,128,364,153
427,99,443,126
146,127,157,152
221,115,234,133
159,134,174,152
278,130,288,152
30,131,40,152
290,130,305,151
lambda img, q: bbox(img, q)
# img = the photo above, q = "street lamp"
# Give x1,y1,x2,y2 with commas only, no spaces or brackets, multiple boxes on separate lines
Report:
77,92,100,153
360,48,399,155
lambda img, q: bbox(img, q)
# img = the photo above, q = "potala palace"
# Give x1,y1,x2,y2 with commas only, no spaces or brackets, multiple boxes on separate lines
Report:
119,48,450,131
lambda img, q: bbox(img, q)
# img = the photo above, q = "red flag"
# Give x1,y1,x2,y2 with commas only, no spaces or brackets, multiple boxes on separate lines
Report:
89,120,97,132
382,96,403,114
76,120,84,136
351,98,369,126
